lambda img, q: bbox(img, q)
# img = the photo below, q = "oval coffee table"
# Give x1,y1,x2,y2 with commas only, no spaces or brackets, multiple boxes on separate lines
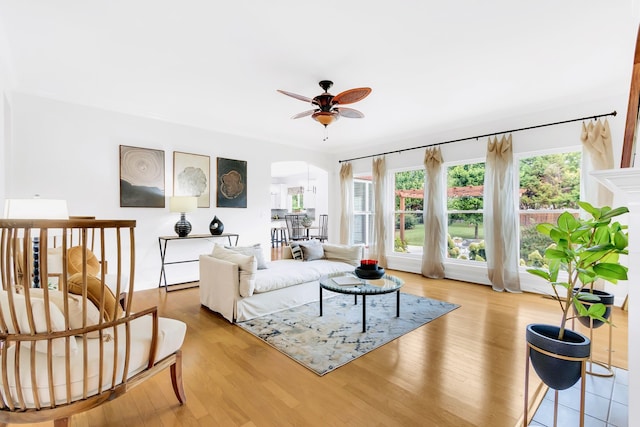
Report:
319,272,404,332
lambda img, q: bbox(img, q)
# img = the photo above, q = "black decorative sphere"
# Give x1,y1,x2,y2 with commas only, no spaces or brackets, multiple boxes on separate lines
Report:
210,216,224,235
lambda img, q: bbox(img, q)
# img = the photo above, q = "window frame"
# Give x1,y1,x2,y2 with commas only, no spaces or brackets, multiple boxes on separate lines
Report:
514,145,582,269
444,157,487,264
392,167,426,256
352,175,374,246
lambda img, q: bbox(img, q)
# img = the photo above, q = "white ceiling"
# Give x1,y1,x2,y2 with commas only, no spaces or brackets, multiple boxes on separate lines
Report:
0,1,638,154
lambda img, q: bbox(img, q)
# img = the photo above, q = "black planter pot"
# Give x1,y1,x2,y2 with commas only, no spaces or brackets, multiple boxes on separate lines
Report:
572,288,614,329
526,324,591,390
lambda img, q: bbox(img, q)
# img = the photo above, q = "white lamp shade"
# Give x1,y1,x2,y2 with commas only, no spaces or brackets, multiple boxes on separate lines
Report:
3,199,69,219
169,196,197,213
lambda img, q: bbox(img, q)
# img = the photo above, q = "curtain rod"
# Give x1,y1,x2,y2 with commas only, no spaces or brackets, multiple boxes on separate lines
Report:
338,110,617,163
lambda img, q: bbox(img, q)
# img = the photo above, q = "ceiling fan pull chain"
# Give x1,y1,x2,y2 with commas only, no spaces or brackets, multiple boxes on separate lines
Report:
323,126,329,141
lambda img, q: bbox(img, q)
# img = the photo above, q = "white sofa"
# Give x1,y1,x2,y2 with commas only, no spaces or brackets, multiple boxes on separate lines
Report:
199,242,363,322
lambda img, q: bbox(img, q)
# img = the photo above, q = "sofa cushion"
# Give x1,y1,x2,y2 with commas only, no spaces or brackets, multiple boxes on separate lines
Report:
212,245,257,297
298,240,324,261
322,243,363,266
225,243,268,269
253,259,355,293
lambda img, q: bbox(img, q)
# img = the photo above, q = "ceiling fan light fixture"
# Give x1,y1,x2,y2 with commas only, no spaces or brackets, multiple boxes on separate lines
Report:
312,111,339,126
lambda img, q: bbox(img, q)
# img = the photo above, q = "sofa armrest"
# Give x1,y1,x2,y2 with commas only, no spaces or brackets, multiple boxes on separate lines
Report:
199,255,240,322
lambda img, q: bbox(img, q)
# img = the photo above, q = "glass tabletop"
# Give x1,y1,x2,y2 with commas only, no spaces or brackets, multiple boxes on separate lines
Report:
319,272,404,295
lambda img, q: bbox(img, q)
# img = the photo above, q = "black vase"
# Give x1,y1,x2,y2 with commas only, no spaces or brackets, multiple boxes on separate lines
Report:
526,324,591,390
209,216,224,235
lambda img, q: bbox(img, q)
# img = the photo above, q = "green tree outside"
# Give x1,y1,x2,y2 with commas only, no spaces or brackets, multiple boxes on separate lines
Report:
447,162,485,239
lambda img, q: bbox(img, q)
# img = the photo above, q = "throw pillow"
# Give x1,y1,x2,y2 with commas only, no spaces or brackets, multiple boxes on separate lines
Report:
298,241,325,262
281,245,294,259
225,243,268,269
23,288,102,332
67,246,101,276
289,242,303,260
67,273,123,321
212,245,257,297
322,243,364,267
0,290,78,356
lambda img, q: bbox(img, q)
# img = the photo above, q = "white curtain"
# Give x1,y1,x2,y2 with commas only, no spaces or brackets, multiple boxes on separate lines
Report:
339,162,353,245
581,119,614,207
370,157,387,267
421,147,445,278
484,135,521,293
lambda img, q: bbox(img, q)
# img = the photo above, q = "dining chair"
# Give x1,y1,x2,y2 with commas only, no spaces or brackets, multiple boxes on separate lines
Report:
310,214,328,242
285,214,308,241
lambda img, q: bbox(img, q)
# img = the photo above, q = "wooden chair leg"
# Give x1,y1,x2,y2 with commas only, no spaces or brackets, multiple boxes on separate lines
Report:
54,418,70,427
170,350,186,404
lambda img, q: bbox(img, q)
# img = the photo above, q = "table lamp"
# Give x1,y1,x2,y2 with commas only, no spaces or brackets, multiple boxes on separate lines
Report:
3,198,69,288
169,196,197,237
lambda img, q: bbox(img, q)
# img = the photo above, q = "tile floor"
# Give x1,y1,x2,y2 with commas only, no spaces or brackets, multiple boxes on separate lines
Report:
530,366,628,426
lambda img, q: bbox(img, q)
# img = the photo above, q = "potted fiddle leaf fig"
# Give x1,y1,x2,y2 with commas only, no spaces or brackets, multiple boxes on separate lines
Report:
525,201,628,391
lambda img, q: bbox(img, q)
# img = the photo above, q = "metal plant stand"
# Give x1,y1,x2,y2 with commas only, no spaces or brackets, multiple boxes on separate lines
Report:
524,342,588,427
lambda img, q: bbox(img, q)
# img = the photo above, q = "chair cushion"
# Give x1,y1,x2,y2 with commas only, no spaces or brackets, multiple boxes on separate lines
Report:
0,290,78,356
0,315,186,408
21,288,102,333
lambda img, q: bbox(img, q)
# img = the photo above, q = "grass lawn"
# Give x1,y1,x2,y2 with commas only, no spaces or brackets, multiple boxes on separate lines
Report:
395,222,484,245
448,222,484,240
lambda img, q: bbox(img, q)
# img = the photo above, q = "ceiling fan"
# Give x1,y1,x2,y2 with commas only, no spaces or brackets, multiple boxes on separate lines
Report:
277,80,372,139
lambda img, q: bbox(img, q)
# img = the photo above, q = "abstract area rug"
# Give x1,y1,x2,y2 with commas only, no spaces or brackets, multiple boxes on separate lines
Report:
237,292,459,376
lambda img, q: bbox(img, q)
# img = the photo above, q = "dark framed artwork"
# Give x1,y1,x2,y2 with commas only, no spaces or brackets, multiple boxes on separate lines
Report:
119,145,165,208
216,157,247,208
173,151,210,208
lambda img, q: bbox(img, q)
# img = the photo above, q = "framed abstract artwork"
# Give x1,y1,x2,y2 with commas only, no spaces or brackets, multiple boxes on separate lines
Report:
216,157,247,208
173,151,210,208
119,145,165,208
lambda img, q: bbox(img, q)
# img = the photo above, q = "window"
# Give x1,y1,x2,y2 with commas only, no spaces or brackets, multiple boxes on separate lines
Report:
394,170,424,254
518,151,581,267
446,162,485,262
353,176,374,245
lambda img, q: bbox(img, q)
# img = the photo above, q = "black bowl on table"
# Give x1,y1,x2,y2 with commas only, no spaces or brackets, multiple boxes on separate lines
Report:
354,266,385,280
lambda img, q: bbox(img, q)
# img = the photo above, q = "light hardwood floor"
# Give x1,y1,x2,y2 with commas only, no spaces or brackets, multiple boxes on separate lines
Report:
14,260,628,427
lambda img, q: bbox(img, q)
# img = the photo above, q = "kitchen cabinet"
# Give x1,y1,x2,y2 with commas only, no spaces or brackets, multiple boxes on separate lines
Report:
270,184,287,209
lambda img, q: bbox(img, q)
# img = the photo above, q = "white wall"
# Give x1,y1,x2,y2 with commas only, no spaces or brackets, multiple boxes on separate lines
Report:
0,23,14,206
6,93,334,289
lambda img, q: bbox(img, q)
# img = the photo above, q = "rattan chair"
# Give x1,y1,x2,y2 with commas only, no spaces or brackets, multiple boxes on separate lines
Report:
0,219,186,427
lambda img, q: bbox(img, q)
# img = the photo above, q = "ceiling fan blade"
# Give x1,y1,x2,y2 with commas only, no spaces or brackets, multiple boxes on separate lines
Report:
277,89,313,103
333,87,372,105
291,109,317,119
336,107,365,119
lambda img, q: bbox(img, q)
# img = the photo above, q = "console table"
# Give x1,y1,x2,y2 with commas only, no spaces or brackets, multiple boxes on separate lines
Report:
158,233,239,291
